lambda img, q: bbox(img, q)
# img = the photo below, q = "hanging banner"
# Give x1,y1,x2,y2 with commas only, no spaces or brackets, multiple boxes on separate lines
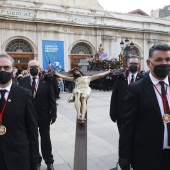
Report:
42,40,64,72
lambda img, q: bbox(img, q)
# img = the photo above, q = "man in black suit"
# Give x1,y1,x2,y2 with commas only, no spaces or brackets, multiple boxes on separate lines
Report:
0,53,39,170
110,55,144,132
19,60,57,170
119,43,170,170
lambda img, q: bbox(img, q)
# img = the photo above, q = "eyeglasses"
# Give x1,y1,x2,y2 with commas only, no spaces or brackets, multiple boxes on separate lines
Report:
29,66,39,69
0,65,12,71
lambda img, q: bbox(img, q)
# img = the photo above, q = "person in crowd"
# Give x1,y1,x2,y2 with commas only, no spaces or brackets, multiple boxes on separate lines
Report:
56,78,61,99
43,69,58,101
54,60,62,72
12,66,18,84
19,60,57,170
119,43,170,170
54,67,111,123
16,68,24,84
59,70,66,93
60,78,65,93
110,55,144,132
23,69,29,77
0,53,39,170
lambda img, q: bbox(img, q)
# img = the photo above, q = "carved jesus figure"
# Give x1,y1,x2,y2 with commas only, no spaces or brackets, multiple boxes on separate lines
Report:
54,68,111,123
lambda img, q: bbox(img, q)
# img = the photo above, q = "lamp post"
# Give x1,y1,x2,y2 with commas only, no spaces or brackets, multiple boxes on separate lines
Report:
119,38,135,68
120,38,134,55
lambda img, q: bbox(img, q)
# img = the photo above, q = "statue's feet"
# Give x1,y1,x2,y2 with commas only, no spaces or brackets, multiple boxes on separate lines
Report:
78,117,86,124
77,114,82,120
78,120,84,123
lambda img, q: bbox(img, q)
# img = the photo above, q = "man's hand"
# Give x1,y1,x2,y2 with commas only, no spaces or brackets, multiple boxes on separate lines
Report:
51,117,56,124
118,158,130,170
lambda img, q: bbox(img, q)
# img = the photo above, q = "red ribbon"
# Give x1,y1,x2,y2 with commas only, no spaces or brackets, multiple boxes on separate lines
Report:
153,84,168,113
0,95,9,123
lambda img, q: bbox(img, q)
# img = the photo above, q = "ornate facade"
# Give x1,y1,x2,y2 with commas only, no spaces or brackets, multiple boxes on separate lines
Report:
0,0,170,70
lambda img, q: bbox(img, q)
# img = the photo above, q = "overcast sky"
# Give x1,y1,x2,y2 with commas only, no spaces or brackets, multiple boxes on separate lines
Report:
98,0,170,15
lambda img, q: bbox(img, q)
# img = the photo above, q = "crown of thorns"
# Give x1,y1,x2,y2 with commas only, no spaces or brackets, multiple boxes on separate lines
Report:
68,67,80,75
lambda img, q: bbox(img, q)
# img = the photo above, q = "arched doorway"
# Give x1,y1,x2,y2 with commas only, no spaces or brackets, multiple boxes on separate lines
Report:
70,42,93,69
6,39,34,69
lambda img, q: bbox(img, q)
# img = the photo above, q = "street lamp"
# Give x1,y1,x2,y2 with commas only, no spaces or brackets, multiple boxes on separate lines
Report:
120,38,134,55
119,38,135,68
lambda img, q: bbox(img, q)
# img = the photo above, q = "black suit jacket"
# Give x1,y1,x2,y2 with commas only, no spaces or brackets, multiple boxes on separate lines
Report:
110,71,144,124
19,76,57,125
119,75,167,170
0,84,39,170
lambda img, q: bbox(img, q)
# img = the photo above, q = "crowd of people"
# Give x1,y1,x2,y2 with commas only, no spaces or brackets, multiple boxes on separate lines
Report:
1,43,170,170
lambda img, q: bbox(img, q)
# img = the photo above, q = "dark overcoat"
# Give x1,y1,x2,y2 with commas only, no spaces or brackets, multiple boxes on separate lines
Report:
119,75,167,170
0,84,39,170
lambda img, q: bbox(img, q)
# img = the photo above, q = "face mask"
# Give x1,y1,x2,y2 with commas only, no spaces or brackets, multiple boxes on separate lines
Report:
129,65,138,73
0,71,12,84
30,68,38,76
152,64,170,78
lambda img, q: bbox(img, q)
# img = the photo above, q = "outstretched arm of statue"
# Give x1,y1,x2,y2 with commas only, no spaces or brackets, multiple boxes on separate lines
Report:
54,71,74,82
90,70,111,82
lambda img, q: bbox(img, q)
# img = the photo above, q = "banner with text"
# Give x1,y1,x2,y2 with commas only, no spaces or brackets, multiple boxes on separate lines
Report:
42,40,64,72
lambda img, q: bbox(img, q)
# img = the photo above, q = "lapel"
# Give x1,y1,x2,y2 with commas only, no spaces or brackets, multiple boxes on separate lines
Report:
24,76,33,91
36,79,45,94
4,84,15,119
120,69,129,84
136,73,141,81
143,75,163,123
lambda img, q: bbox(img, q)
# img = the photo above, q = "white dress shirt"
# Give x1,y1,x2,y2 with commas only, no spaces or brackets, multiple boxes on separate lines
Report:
128,72,138,84
0,81,12,100
30,75,39,92
149,73,170,149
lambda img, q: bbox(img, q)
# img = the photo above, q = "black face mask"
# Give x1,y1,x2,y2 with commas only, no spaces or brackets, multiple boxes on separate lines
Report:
153,64,170,78
129,65,138,73
0,71,12,84
30,68,38,76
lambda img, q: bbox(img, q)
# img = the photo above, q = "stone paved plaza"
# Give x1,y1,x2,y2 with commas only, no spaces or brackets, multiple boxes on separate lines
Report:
40,90,119,170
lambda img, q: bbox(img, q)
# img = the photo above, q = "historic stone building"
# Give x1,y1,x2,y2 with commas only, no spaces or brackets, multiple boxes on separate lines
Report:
0,0,170,71
151,5,170,19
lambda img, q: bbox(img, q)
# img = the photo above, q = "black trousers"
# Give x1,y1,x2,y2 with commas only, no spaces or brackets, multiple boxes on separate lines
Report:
38,123,54,165
0,149,8,170
160,149,170,170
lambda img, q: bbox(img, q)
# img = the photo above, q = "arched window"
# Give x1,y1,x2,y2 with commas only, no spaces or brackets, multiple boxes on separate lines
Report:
71,43,92,54
6,39,33,53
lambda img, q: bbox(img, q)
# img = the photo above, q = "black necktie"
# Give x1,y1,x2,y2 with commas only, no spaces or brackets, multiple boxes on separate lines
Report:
0,90,7,111
159,81,169,110
32,78,36,93
159,81,170,146
130,75,134,84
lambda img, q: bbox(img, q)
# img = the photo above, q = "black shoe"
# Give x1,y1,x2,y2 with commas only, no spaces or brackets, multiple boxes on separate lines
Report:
31,164,40,170
37,163,41,168
47,164,54,170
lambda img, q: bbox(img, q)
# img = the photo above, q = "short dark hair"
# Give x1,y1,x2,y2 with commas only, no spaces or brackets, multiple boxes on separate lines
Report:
16,68,24,76
127,55,139,63
149,43,170,59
